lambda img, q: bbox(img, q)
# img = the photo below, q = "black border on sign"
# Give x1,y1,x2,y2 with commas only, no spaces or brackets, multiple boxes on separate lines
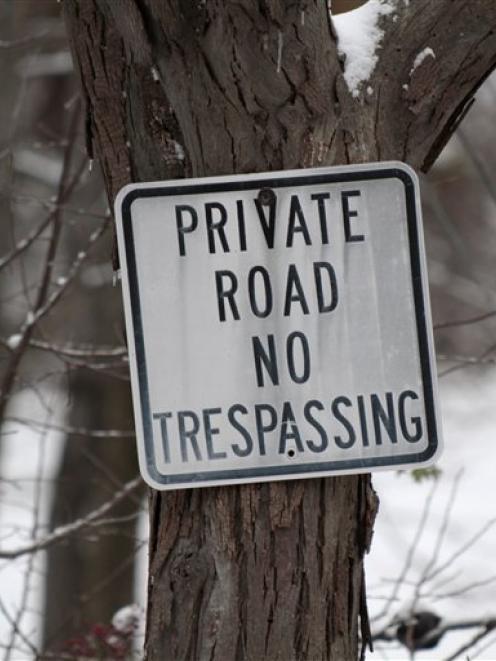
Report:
120,167,439,486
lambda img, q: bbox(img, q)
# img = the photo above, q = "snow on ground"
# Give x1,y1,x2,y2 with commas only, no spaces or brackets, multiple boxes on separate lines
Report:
368,366,496,659
1,367,496,658
332,0,395,97
0,389,65,657
0,387,147,657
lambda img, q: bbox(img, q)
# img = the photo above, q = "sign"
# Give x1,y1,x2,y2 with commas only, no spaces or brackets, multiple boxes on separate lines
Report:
115,162,441,490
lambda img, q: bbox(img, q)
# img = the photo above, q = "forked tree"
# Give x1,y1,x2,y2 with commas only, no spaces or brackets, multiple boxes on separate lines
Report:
64,1,496,659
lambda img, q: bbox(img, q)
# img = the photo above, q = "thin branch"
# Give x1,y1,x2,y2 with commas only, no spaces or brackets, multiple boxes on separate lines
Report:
468,630,496,659
41,541,147,654
0,161,88,274
427,568,462,595
13,338,127,359
78,446,143,507
1,190,110,220
371,477,440,624
424,517,496,585
3,421,49,661
410,471,463,611
373,616,496,647
431,573,496,600
434,309,496,331
439,341,496,378
458,127,496,209
437,353,496,367
0,31,49,49
0,215,112,391
29,217,111,328
0,597,38,660
0,477,142,560
4,416,135,439
443,619,496,661
0,101,82,422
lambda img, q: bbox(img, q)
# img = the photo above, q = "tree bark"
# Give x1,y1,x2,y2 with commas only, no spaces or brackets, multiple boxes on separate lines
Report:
64,1,496,659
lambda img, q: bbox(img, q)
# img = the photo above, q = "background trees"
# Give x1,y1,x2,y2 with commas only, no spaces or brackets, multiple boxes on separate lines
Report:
0,0,496,659
0,1,142,656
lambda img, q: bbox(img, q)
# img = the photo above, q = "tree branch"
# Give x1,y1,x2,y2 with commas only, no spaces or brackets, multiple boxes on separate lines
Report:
371,0,496,170
0,477,142,560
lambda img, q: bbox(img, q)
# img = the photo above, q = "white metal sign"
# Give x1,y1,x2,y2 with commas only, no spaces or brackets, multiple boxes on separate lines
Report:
115,162,441,490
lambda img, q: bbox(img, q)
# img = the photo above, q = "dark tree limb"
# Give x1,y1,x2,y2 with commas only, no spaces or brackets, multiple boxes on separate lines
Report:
371,0,496,169
373,613,496,659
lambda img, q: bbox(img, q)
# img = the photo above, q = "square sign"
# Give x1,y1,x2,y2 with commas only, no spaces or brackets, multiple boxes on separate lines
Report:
115,162,442,490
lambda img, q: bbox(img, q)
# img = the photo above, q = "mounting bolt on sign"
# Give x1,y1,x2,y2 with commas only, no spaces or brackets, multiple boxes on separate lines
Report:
114,162,442,490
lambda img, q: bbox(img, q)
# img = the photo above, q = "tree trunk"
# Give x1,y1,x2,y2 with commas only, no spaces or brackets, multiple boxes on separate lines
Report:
64,1,496,659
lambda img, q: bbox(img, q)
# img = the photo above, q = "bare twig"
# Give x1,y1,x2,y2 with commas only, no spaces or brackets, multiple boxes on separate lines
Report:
0,190,110,220
371,477,440,624
12,338,127,359
41,541,147,654
437,352,496,367
424,517,496,585
458,128,496,208
435,309,496,331
0,101,82,422
26,215,110,328
408,471,463,614
0,160,88,274
439,342,496,378
3,421,50,661
431,573,496,600
79,447,143,507
4,416,135,439
443,619,496,661
373,616,496,649
0,477,142,560
0,597,38,659
468,630,496,659
0,32,49,49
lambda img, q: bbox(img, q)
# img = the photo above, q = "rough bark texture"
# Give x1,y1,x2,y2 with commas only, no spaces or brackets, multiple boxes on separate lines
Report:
64,1,496,659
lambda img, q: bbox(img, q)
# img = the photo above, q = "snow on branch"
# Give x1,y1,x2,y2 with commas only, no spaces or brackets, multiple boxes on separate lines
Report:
0,476,142,560
332,0,396,97
4,415,135,439
410,47,436,77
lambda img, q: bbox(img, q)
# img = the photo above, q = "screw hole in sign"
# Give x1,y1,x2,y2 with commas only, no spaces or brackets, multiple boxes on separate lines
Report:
287,449,295,458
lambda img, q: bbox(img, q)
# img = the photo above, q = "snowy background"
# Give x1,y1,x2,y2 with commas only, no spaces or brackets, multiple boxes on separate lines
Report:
2,368,496,659
1,0,496,659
